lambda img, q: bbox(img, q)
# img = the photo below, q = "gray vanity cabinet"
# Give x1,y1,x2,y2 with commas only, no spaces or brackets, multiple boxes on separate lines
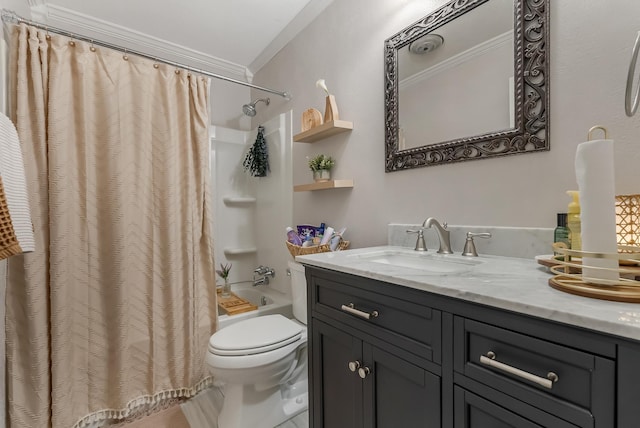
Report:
311,319,441,427
306,266,623,428
308,269,442,427
310,319,362,427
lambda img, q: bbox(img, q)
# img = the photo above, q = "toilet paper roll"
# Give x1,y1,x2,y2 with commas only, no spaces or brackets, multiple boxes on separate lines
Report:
575,138,619,284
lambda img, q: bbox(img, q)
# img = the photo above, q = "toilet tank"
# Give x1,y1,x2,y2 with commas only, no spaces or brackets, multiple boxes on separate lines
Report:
288,261,307,324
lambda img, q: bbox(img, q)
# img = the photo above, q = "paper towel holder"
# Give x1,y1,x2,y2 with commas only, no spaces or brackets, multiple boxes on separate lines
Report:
549,246,640,303
587,125,608,140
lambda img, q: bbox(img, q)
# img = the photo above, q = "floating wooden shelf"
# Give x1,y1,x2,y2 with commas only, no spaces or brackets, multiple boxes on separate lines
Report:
294,179,354,192
293,120,353,143
223,196,257,206
223,247,257,256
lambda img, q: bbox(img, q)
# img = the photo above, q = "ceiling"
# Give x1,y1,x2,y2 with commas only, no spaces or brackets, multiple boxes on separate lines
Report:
26,0,332,79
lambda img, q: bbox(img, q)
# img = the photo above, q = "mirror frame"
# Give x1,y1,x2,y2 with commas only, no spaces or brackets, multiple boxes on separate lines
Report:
384,0,549,172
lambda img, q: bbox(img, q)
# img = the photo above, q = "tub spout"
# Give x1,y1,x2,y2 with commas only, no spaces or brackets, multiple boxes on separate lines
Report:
253,266,275,286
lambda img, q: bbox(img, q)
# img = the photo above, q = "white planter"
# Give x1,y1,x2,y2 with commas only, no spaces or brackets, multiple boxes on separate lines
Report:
313,170,331,182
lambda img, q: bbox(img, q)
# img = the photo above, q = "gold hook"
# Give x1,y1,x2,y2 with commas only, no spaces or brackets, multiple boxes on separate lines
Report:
90,40,96,52
123,48,128,61
588,125,609,141
45,25,51,41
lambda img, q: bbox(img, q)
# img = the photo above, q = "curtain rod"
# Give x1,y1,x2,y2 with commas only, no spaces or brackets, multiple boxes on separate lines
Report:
0,9,292,100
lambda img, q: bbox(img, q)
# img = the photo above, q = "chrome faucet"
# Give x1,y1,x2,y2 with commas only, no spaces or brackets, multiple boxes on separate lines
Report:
253,266,275,286
422,217,453,254
254,265,271,275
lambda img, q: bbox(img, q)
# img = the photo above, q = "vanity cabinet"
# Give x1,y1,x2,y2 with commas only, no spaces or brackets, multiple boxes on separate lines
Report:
312,319,440,427
305,266,630,428
308,270,442,427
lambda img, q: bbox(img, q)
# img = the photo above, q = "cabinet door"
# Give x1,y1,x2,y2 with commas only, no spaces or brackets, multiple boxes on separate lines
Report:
363,343,441,428
454,387,579,428
311,319,363,428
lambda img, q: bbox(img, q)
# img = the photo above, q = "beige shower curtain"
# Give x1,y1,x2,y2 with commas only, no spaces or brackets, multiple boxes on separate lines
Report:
5,23,217,427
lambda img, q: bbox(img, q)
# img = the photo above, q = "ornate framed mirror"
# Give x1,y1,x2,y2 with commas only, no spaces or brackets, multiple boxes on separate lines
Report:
384,0,549,172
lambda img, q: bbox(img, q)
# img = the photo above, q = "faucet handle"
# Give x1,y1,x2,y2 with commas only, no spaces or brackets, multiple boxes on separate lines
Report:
461,232,491,257
406,229,427,252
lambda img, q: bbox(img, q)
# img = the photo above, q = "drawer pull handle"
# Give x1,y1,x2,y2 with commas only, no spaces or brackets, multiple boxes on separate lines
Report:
348,360,361,372
480,351,559,390
341,303,379,320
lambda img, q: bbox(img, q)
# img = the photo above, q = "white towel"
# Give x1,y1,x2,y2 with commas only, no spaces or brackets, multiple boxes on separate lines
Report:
575,138,619,284
0,112,34,259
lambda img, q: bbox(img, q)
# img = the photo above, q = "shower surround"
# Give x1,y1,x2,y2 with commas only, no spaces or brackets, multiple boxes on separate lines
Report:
210,111,294,296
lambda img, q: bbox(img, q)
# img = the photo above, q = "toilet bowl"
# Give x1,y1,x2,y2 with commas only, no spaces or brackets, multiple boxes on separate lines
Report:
206,261,307,428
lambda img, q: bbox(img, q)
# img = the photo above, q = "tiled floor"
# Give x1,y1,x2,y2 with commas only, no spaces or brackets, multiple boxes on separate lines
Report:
275,411,308,428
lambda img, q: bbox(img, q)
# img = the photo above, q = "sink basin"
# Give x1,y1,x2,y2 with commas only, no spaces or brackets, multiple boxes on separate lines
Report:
352,249,484,275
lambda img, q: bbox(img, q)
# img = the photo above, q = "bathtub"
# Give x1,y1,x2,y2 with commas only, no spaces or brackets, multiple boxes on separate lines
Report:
217,283,293,330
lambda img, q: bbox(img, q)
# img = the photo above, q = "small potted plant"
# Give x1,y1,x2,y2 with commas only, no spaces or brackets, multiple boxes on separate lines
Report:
308,154,335,182
216,262,233,297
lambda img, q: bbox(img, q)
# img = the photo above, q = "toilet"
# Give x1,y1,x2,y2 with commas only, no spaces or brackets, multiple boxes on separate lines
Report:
206,261,307,428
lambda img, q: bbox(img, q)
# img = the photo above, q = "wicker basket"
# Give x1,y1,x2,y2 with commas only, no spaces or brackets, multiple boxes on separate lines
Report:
286,240,350,258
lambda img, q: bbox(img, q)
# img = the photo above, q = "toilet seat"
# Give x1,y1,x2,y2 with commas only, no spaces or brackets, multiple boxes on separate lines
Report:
209,314,303,356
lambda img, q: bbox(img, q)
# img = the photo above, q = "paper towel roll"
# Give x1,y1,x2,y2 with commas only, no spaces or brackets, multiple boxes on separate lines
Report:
574,138,619,284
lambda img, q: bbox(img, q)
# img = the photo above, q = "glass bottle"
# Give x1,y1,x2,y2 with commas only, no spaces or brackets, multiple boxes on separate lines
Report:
554,213,570,254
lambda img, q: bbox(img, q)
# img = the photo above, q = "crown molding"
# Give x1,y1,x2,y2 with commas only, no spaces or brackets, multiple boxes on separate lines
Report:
33,3,249,80
249,0,333,74
400,31,513,91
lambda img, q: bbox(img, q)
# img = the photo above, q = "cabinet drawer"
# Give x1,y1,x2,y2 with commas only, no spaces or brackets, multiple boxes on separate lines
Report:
310,274,441,363
454,386,579,428
454,318,614,426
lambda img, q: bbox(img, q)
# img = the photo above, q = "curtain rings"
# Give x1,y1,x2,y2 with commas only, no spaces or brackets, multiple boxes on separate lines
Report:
123,48,128,61
45,25,51,41
153,58,159,69
90,40,96,53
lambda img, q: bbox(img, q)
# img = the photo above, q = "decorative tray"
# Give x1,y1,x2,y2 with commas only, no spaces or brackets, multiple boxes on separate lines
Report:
217,289,257,315
545,247,640,303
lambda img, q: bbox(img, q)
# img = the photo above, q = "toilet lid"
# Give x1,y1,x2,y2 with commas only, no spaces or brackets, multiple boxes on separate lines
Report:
210,314,302,356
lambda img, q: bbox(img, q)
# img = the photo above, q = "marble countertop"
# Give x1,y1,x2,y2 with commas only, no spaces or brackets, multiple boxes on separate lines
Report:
296,246,640,342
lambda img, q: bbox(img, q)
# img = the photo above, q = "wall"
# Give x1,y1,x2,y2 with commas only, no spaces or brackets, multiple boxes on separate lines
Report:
253,0,640,249
400,37,513,148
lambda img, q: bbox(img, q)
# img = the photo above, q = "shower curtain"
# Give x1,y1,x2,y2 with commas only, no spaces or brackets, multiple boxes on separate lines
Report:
5,23,217,427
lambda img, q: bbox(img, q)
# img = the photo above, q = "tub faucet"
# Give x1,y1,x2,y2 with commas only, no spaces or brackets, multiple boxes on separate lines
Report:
253,276,269,286
253,266,275,286
254,265,271,275
422,217,453,254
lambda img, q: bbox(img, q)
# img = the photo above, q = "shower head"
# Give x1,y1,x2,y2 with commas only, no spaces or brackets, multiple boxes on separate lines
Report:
242,98,270,117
